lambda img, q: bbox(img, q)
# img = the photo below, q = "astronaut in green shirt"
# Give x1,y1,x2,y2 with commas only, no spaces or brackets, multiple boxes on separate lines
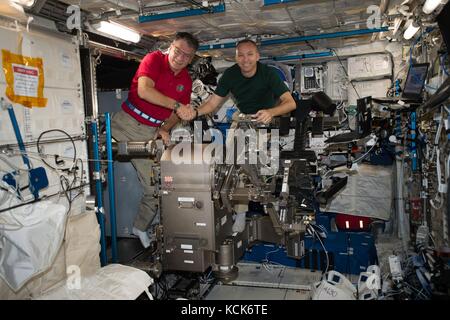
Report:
177,39,296,124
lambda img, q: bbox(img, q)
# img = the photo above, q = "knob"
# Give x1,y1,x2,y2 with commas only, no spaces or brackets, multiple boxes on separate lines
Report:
195,201,203,209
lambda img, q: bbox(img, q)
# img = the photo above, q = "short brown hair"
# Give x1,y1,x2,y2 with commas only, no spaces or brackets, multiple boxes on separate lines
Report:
174,32,199,51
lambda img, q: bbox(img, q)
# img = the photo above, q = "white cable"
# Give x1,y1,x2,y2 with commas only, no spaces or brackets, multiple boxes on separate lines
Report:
430,107,444,162
425,142,432,162
13,150,112,164
429,232,437,248
434,116,442,146
436,148,447,193
445,153,450,188
0,174,24,204
339,104,348,125
352,138,378,164
430,193,444,210
261,246,283,273
444,105,450,115
443,153,449,240
308,225,329,274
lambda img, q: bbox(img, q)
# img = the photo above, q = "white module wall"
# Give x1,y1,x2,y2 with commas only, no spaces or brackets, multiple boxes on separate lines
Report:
0,25,87,211
347,79,392,106
324,60,348,101
347,54,393,81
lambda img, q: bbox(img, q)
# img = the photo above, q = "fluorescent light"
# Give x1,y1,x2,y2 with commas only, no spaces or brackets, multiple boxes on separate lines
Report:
403,20,420,40
12,0,35,7
93,21,141,43
422,0,441,14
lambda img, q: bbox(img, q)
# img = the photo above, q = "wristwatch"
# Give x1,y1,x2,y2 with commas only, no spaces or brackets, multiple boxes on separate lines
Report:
173,101,181,111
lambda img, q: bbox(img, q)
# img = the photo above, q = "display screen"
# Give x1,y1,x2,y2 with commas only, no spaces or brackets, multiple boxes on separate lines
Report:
403,64,429,98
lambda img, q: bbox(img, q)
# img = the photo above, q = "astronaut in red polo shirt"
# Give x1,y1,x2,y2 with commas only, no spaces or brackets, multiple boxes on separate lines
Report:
111,32,199,248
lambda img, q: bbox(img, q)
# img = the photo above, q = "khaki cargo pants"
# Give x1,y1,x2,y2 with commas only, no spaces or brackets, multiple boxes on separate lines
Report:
111,109,159,231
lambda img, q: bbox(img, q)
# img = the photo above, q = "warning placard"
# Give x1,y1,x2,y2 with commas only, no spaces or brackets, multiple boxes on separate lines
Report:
12,64,39,97
2,50,47,108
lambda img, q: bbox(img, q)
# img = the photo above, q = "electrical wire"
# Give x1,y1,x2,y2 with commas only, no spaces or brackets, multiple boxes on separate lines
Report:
0,135,85,151
0,182,88,214
307,224,329,274
4,148,86,206
328,48,360,100
261,246,285,273
339,106,348,125
36,129,76,171
199,269,214,284
430,193,444,210
12,150,112,165
393,64,408,83
352,138,379,164
409,28,434,65
280,137,295,149
0,180,67,231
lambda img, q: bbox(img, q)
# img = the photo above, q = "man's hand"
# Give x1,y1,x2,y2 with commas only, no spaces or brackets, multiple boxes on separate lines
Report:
253,109,273,124
157,128,171,145
177,104,197,121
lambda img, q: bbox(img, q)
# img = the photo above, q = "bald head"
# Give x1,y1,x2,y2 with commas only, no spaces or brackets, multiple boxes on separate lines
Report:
236,39,258,51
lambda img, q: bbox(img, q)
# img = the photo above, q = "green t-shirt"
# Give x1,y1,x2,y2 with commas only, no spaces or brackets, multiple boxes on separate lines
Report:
214,62,289,114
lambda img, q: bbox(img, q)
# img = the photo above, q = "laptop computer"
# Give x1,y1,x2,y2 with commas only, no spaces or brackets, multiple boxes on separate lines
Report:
372,63,429,104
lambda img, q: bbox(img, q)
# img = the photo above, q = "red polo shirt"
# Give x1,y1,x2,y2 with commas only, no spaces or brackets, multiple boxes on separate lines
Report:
122,50,192,127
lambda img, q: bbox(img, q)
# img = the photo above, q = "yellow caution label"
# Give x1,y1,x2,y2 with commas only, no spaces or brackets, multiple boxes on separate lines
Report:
2,49,47,108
